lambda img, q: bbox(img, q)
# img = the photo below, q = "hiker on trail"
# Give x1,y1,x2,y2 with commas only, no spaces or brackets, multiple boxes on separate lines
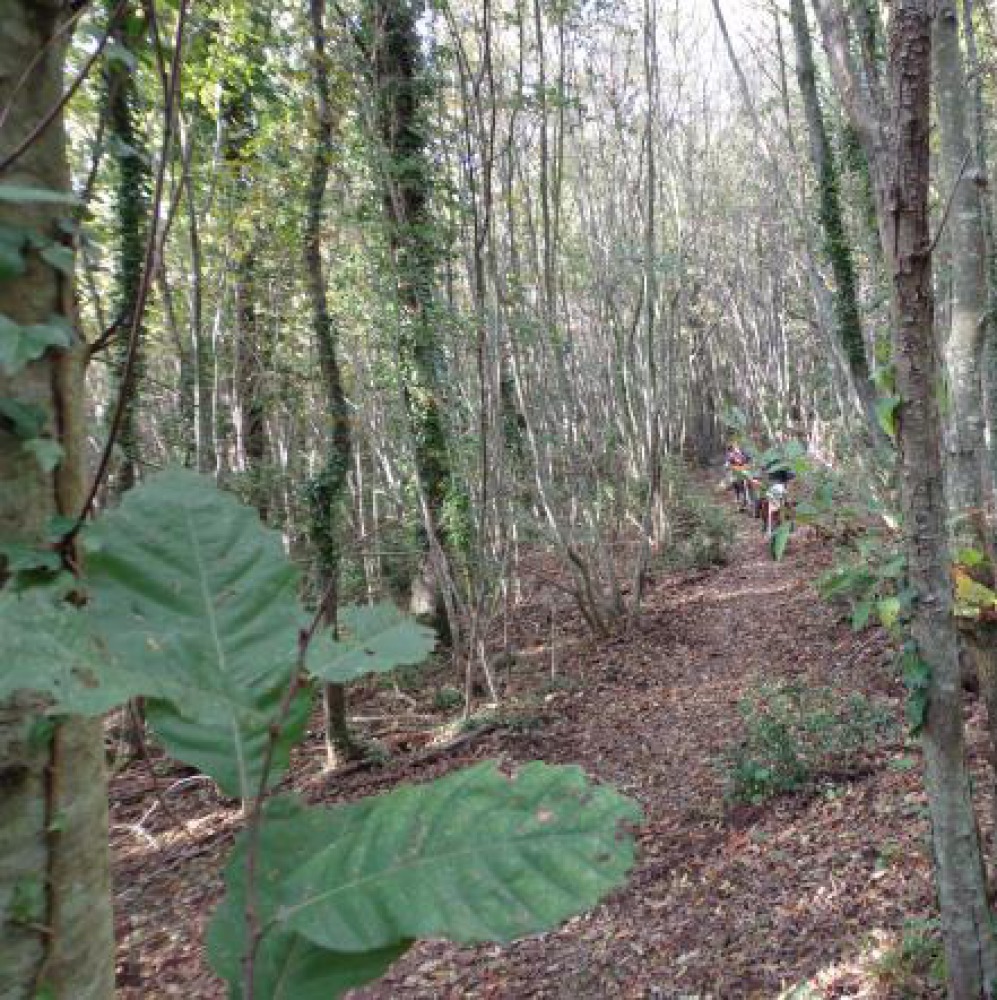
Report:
724,442,751,509
760,460,796,537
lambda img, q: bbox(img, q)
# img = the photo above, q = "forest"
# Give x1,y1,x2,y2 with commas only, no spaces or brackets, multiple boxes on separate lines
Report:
3,0,997,996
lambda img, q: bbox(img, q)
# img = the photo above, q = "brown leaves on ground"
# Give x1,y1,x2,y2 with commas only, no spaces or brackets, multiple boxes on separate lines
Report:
110,506,965,999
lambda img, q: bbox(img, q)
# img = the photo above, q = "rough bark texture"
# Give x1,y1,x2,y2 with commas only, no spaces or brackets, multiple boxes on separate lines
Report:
104,0,149,496
887,3,997,996
0,3,114,997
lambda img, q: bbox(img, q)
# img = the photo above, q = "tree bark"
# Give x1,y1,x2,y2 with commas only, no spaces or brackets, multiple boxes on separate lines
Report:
305,0,358,765
366,0,457,632
0,3,114,997
933,0,997,855
103,0,150,496
886,3,997,994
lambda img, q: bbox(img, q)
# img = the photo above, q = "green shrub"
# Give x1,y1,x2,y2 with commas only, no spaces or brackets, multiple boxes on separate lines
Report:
433,685,463,711
722,682,897,804
870,918,946,991
818,531,909,632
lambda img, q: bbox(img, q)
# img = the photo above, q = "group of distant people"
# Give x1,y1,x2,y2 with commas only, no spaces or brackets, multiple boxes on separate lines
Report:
724,442,796,537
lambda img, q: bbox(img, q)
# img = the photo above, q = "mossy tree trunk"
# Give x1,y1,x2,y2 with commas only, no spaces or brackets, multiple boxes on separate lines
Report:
365,0,458,631
305,0,358,764
221,77,269,519
0,3,114,997
789,0,887,449
103,0,150,497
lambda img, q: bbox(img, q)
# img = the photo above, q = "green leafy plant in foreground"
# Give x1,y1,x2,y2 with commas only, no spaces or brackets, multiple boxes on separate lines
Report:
1,469,640,998
818,531,909,633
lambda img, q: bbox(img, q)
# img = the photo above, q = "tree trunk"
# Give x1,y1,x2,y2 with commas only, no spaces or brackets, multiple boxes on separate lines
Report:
305,0,358,765
789,0,887,449
366,0,457,632
0,4,114,997
103,0,150,497
933,0,997,855
886,3,997,994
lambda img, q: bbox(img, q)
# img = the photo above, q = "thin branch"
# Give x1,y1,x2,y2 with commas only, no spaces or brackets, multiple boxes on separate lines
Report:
927,146,972,255
63,0,190,550
0,0,129,175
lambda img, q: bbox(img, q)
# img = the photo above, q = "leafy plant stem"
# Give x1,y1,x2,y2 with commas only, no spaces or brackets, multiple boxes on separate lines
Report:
241,584,336,1000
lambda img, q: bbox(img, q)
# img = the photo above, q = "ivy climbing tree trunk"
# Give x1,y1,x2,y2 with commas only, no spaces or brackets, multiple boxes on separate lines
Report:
220,73,269,519
103,0,150,496
886,2,997,995
305,0,358,764
366,0,457,631
788,0,886,449
0,4,114,997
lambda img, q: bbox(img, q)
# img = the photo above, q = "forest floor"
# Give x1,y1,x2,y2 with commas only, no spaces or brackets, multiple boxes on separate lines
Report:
108,484,989,999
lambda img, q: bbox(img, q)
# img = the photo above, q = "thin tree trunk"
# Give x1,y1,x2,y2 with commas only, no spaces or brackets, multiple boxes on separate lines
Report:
366,0,457,634
104,0,150,495
789,0,887,448
933,0,997,857
305,0,358,765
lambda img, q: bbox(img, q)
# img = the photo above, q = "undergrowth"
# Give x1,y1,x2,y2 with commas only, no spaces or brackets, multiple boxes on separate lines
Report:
660,459,736,569
869,918,946,992
722,682,898,804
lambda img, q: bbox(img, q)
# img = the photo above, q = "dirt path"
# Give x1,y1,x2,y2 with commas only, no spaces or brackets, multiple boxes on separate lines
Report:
112,504,947,999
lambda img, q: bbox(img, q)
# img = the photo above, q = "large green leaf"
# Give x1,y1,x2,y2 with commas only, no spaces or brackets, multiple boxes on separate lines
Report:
87,469,310,798
0,591,185,715
277,762,641,952
207,797,410,999
307,603,436,684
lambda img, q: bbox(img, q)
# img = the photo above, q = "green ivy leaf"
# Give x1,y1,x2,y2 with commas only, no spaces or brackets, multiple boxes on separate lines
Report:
9,876,46,926
770,523,792,562
956,547,988,569
0,314,72,375
0,183,80,206
307,603,436,684
0,225,27,279
877,596,902,630
876,396,900,439
0,398,47,440
902,649,932,736
23,438,63,472
852,599,873,631
39,245,74,276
